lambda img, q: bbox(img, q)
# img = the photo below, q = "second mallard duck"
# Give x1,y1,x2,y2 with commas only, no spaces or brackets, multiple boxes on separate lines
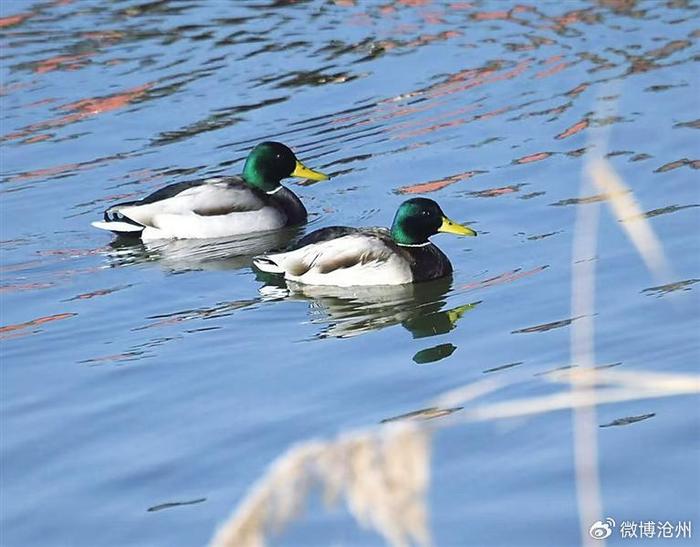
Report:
253,198,477,286
91,141,328,240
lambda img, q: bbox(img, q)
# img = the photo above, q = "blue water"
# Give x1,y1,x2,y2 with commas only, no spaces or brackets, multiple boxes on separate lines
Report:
1,1,699,546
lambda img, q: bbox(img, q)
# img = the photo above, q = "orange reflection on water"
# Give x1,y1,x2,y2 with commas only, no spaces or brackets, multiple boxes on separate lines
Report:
0,282,54,294
551,9,598,31
60,83,151,115
536,55,569,79
66,286,129,301
11,162,84,181
0,12,32,27
426,59,531,100
23,134,52,144
0,312,77,340
34,54,90,74
396,170,479,194
470,185,520,198
3,83,152,143
10,154,122,182
513,151,553,164
471,10,510,21
556,118,589,140
81,30,124,43
566,83,589,97
460,265,549,291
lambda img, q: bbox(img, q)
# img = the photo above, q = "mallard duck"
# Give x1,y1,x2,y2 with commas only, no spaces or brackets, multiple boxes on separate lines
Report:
91,142,328,240
253,198,477,286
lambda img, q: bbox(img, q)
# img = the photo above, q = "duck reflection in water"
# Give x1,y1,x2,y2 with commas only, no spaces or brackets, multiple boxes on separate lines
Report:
102,227,301,272
257,274,480,347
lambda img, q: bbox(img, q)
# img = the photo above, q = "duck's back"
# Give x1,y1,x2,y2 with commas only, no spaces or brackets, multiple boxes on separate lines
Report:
95,176,307,240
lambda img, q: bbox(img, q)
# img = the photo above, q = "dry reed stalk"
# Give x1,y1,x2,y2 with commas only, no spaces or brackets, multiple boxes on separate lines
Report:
588,157,673,283
570,157,604,547
210,423,431,547
443,369,700,423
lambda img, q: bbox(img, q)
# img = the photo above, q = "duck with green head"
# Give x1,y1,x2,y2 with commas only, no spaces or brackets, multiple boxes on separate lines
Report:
253,198,477,286
91,142,328,240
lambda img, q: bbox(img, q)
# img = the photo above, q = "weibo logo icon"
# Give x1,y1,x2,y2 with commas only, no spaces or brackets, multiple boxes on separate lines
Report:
589,518,616,540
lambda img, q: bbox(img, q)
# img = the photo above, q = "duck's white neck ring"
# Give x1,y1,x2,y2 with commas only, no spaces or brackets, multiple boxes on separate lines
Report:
397,241,431,248
266,186,283,195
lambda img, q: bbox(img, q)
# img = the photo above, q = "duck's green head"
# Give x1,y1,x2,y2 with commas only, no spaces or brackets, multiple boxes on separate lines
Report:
390,198,477,245
242,141,329,192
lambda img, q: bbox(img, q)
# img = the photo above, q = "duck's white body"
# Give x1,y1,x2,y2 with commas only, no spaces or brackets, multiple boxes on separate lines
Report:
254,229,414,287
92,177,303,241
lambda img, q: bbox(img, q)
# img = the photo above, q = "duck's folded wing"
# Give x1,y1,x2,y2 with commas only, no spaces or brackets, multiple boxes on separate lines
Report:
254,233,413,286
112,178,266,227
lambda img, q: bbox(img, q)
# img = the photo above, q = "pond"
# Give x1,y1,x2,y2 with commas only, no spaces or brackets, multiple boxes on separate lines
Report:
1,1,698,546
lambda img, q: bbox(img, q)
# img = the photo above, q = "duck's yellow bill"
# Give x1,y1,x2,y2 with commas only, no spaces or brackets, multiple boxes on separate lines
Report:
292,160,329,181
439,216,477,237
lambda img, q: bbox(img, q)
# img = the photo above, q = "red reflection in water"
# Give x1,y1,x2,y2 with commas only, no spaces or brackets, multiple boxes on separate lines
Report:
551,8,599,32
425,59,531,100
60,83,151,115
460,265,549,291
536,54,569,79
470,185,520,197
11,162,85,181
536,61,568,79
23,134,52,144
9,154,123,182
3,83,152,143
22,98,58,108
81,30,124,43
566,83,589,97
404,29,461,49
0,312,77,340
396,170,479,194
0,282,54,294
1,82,32,96
66,286,128,301
34,54,89,74
475,105,509,121
0,13,32,27
390,102,479,138
395,114,469,139
556,118,589,140
471,10,510,21
513,151,553,164
420,10,445,25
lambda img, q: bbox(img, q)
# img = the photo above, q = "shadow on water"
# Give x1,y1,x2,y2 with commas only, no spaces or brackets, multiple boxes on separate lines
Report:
257,274,480,351
101,226,302,272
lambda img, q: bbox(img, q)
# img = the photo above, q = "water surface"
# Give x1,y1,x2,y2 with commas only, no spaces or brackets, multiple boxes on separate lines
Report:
1,1,699,546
